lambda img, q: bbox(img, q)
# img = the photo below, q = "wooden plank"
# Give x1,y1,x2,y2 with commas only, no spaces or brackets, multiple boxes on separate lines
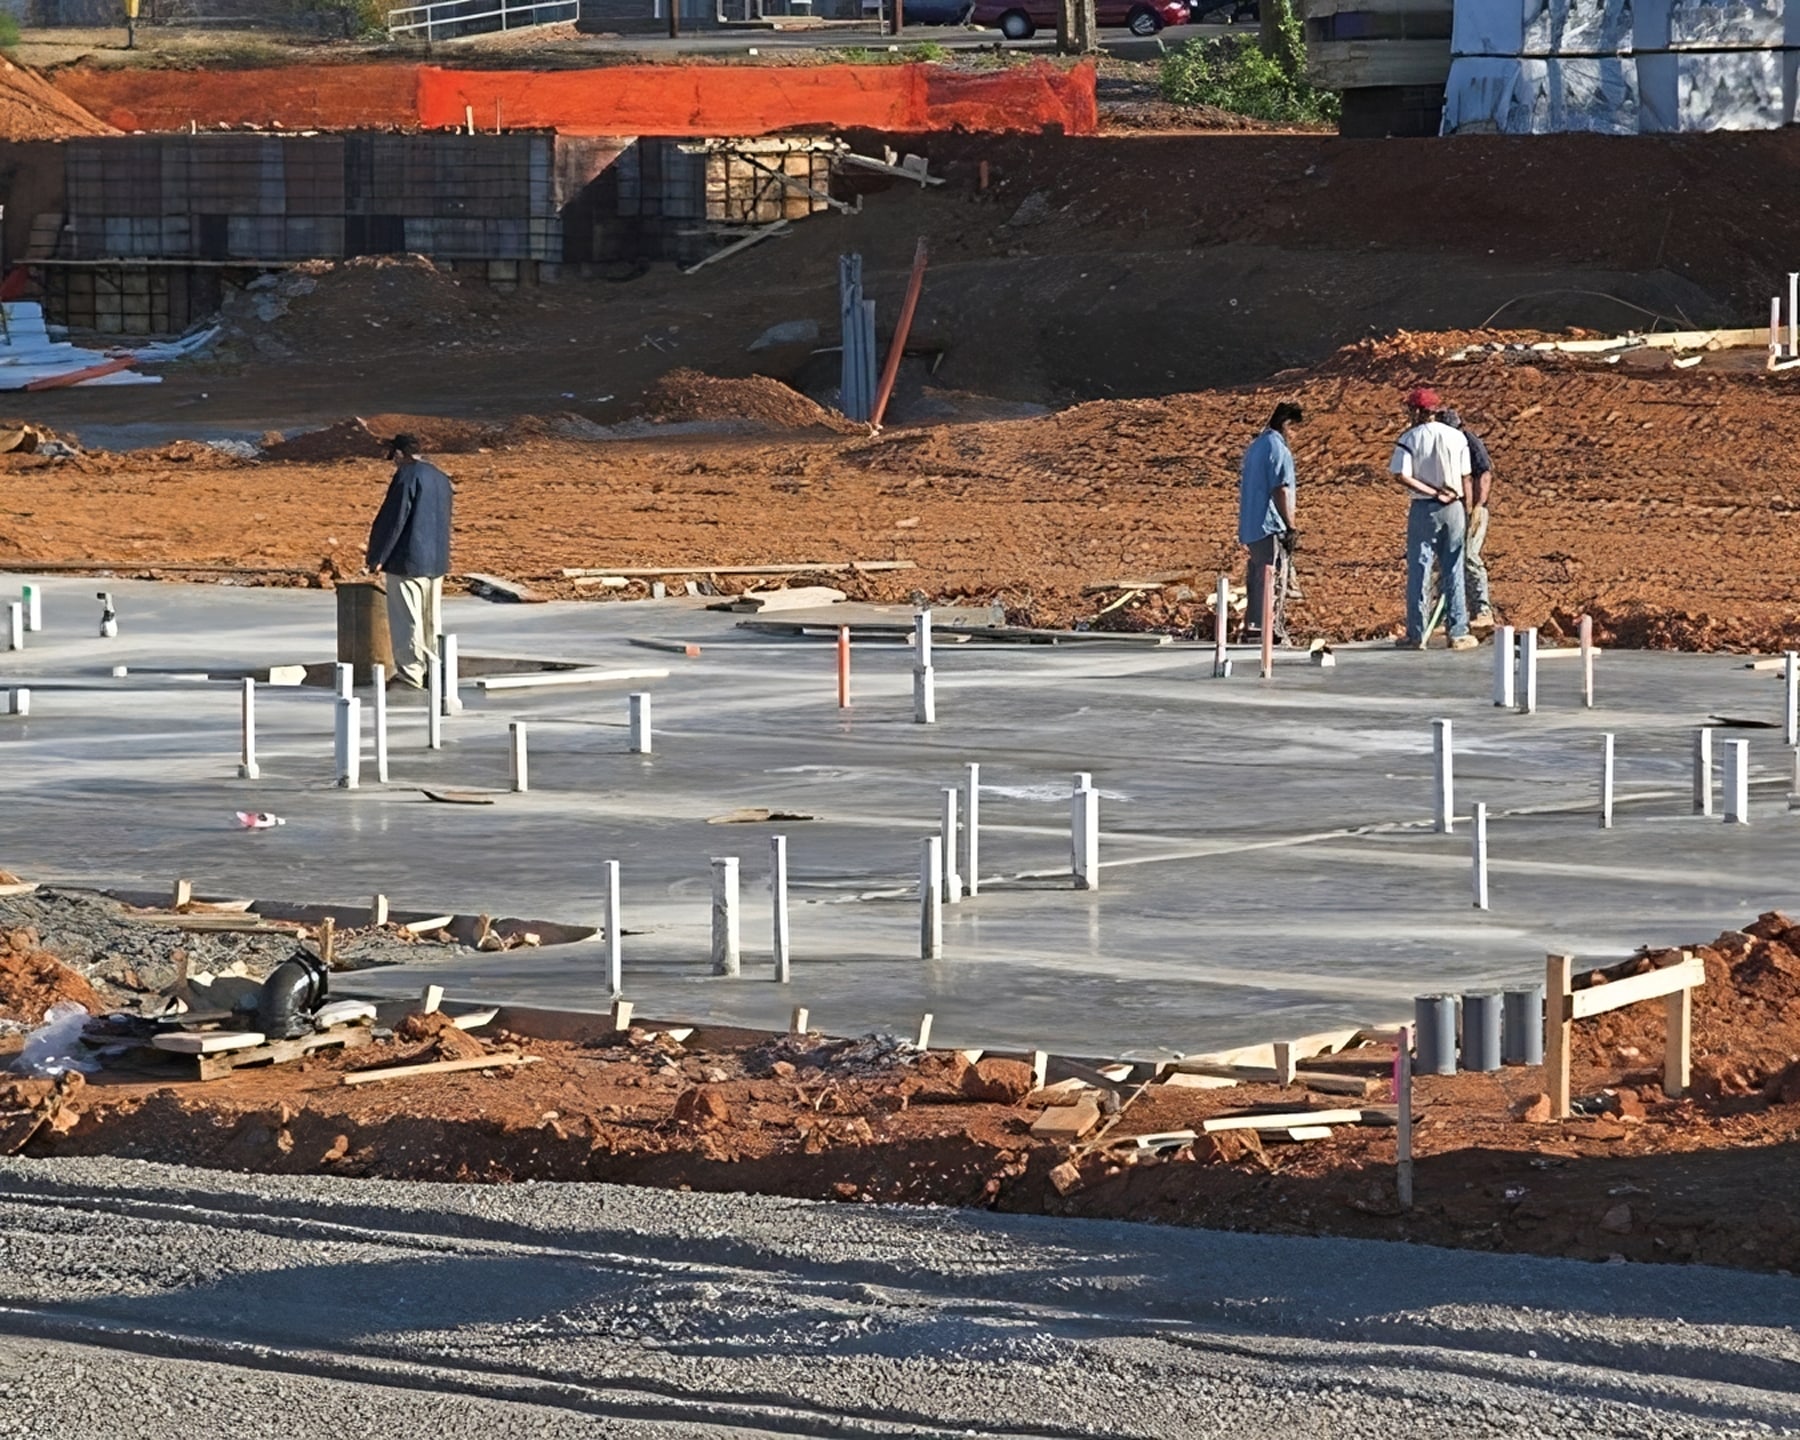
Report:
560,561,917,579
627,638,701,658
1665,986,1693,1097
473,666,669,692
682,219,790,275
1547,953,1573,1120
420,984,444,1015
1569,956,1705,1020
342,1052,538,1086
718,586,847,613
1029,1096,1100,1140
196,1024,371,1081
399,914,454,935
1201,1107,1364,1134
1284,1126,1334,1141
462,572,542,604
1298,1071,1381,1097
152,1030,266,1054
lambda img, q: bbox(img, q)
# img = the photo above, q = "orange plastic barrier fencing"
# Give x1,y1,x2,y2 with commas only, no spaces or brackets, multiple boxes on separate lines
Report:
58,61,1096,137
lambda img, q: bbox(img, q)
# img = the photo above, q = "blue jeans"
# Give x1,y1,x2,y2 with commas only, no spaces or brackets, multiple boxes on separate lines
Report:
1406,501,1468,642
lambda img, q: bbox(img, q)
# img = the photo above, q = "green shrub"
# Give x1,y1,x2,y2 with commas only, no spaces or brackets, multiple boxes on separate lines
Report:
0,14,20,48
1158,22,1338,124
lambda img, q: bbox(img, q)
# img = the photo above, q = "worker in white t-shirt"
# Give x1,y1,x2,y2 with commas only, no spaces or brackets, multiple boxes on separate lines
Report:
1389,386,1478,651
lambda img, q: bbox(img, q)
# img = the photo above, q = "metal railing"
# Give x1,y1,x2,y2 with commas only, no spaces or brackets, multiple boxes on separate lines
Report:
388,0,576,41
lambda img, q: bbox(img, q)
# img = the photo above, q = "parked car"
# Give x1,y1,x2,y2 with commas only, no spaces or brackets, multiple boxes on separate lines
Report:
898,0,974,22
1187,0,1255,20
970,0,1187,37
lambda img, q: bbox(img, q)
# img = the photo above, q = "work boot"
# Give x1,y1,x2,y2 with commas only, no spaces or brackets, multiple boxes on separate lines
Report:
1394,636,1425,650
1449,634,1479,651
1471,610,1496,628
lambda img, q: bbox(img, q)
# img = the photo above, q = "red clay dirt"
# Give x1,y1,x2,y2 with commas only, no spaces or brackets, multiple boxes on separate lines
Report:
0,930,105,1025
7,910,1800,1274
0,56,114,140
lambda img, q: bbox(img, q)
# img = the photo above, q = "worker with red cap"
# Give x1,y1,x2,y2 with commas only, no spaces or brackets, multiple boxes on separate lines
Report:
1389,387,1477,650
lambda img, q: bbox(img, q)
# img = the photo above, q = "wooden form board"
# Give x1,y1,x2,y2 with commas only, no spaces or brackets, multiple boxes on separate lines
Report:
1546,951,1704,1117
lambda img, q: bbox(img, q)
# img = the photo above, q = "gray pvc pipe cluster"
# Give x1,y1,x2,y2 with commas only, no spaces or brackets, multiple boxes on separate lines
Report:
1413,982,1545,1073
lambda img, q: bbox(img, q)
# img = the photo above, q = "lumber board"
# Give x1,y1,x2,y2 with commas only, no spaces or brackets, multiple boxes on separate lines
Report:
197,1024,371,1081
627,638,701,658
152,1030,266,1054
1569,956,1704,1020
1284,1125,1334,1141
561,561,916,579
0,882,39,897
1298,1071,1381,1097
462,572,542,604
474,667,669,692
342,1052,539,1085
399,914,455,935
1201,1107,1364,1134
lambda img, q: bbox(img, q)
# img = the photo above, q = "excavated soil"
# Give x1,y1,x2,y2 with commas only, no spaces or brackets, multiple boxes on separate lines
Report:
642,368,860,434
10,335,1800,646
0,56,114,140
3,911,1799,1274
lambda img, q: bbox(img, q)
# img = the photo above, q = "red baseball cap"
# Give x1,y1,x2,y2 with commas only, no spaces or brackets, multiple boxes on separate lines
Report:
1406,387,1442,411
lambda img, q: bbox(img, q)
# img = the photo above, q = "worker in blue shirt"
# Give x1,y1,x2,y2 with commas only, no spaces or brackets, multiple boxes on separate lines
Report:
1237,401,1302,644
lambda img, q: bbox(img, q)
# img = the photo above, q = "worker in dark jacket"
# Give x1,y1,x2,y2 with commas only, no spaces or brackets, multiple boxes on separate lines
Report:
366,433,454,689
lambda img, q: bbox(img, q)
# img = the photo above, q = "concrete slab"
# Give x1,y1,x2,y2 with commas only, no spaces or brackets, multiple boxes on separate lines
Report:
1,571,1796,1061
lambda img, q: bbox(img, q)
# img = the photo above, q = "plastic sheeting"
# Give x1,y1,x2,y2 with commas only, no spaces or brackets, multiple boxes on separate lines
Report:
1446,0,1798,130
1442,55,1639,130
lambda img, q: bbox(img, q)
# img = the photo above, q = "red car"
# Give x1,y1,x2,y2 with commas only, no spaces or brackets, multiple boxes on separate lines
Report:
971,0,1185,35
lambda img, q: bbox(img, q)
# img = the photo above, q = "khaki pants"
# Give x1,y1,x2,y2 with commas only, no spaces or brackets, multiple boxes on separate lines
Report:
385,573,442,687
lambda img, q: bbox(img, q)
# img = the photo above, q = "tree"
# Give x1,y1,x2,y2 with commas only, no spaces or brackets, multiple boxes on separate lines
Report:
1057,0,1098,54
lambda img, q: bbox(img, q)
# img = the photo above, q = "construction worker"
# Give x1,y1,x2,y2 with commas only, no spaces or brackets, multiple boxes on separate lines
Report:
1437,408,1495,626
366,433,454,690
1237,400,1302,645
1389,388,1478,651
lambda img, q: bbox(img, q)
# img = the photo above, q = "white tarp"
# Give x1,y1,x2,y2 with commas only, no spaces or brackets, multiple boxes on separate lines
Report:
1669,0,1783,44
1676,46,1786,124
1442,55,1640,131
1453,0,1526,56
1522,0,1636,52
0,302,215,391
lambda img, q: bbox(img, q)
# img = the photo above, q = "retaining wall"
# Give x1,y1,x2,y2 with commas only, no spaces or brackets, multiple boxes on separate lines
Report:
54,60,1099,137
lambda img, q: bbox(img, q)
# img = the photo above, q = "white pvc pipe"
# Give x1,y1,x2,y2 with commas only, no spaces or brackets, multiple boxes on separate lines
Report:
427,651,443,750
371,663,389,782
1579,614,1594,709
602,859,622,997
1432,718,1454,834
1693,727,1713,816
770,834,790,983
439,632,463,716
1470,801,1488,910
334,696,361,790
940,787,962,903
964,761,980,897
1786,652,1798,748
920,836,943,959
913,665,936,724
1722,739,1750,824
1788,272,1796,356
238,677,259,779
629,691,652,754
1071,775,1099,892
710,856,740,976
6,688,28,717
914,608,933,669
1492,624,1515,707
1213,574,1230,677
334,662,353,700
1600,733,1614,829
6,603,20,652
1517,628,1538,715
509,721,529,793
21,584,40,633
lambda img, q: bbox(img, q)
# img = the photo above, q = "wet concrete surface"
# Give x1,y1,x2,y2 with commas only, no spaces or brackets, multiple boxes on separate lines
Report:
1,572,1794,1060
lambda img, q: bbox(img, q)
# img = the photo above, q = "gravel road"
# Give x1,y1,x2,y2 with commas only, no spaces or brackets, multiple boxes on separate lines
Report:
0,1156,1795,1437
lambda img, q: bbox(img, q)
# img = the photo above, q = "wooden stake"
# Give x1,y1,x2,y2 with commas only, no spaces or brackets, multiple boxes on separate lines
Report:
610,998,633,1032
319,916,336,969
420,982,443,1015
369,894,388,928
1272,1041,1296,1086
916,1012,933,1050
1395,1023,1414,1211
790,1005,809,1035
171,878,192,912
1546,953,1573,1119
1665,984,1692,1097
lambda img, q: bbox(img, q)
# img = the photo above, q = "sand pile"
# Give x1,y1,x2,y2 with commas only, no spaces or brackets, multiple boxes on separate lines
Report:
642,369,857,434
0,58,115,141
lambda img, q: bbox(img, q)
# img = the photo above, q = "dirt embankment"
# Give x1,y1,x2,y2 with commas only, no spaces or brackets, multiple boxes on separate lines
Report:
5,906,1800,1274
0,56,114,140
10,332,1800,648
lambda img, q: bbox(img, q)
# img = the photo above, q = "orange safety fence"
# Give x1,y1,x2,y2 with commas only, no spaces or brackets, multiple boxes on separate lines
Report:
56,61,1097,138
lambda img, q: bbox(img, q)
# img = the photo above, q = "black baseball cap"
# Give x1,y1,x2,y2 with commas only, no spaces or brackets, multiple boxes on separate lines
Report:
386,433,421,458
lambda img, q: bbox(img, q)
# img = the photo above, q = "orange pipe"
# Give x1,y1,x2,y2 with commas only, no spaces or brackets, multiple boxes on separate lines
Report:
24,356,134,391
837,625,851,708
870,237,927,433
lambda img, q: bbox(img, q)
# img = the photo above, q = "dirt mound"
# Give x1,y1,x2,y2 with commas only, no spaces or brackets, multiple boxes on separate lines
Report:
265,413,503,464
1581,915,1800,1083
0,930,103,1025
642,369,857,434
0,58,114,141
